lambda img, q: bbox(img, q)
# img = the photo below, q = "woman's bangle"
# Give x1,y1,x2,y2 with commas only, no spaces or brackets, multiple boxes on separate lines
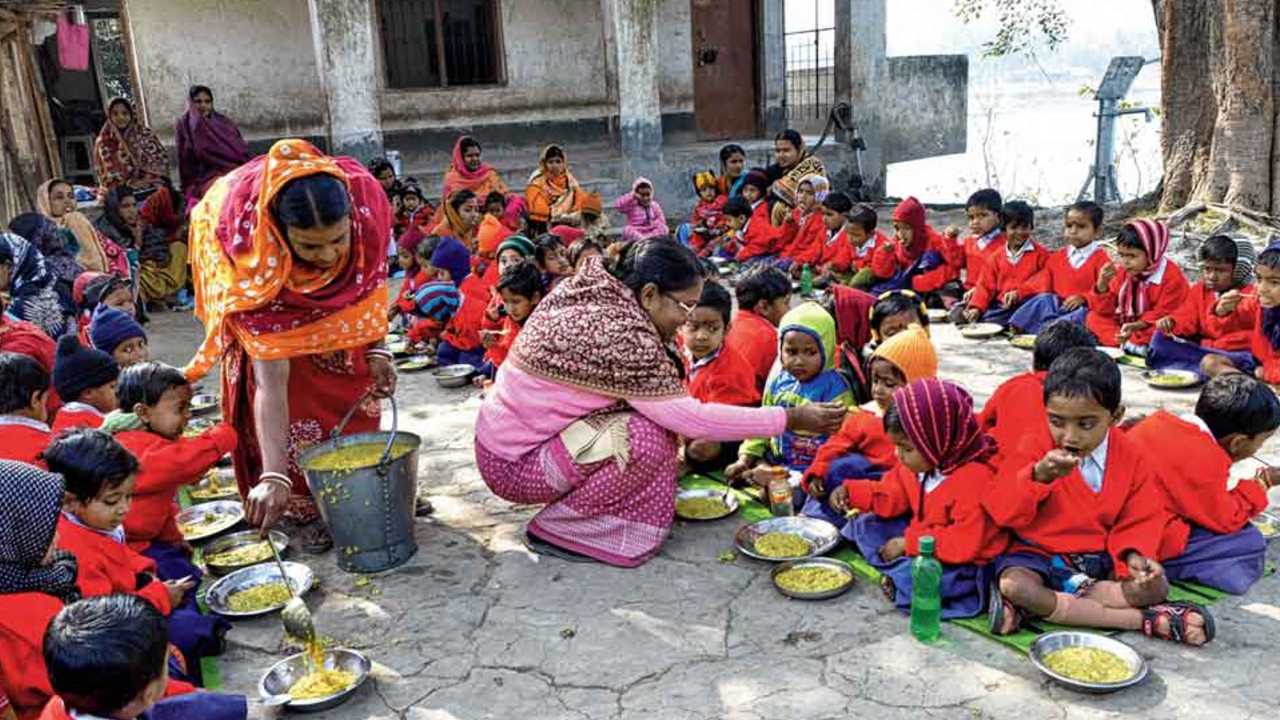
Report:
365,348,394,361
259,472,292,491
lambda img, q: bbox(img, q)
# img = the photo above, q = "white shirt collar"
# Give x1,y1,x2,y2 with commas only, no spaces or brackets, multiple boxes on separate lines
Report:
1006,240,1035,264
855,233,877,257
70,711,114,720
920,469,945,494
62,510,125,544
1179,412,1215,438
687,348,720,377
61,401,104,417
1067,241,1101,269
0,415,50,431
1078,434,1110,493
975,228,1001,250
1145,257,1169,285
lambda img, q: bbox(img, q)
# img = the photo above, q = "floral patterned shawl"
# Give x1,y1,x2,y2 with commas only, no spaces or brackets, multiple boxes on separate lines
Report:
184,139,390,380
36,180,128,277
92,97,170,194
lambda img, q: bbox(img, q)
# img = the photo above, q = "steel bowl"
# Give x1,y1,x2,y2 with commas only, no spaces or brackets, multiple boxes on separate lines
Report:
395,354,437,372
205,561,315,618
189,467,240,503
1142,369,1201,390
959,322,1004,339
176,500,244,542
1251,510,1280,542
433,364,476,389
674,487,739,521
1009,334,1036,350
386,336,411,357
191,393,220,416
771,557,855,600
1029,631,1148,694
733,516,840,562
926,308,949,323
184,416,216,436
202,530,290,576
258,647,370,712
1095,346,1126,361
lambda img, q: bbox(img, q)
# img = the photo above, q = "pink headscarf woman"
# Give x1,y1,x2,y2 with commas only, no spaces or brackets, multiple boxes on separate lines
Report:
436,136,508,224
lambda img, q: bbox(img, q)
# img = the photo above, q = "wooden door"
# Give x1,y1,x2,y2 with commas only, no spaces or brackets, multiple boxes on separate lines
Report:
690,0,758,139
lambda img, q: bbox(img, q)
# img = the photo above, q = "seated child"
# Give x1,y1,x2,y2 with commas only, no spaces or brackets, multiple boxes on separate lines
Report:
1127,373,1276,594
388,227,427,327
811,192,856,286
868,196,953,297
777,175,827,270
616,178,669,244
680,282,761,472
534,233,573,291
829,378,1008,618
985,348,1214,646
845,203,891,289
979,319,1098,461
45,430,227,675
1202,240,1280,382
72,273,133,347
865,290,931,355
1148,234,1258,375
478,262,544,379
949,188,1006,304
687,170,727,254
1086,219,1190,353
50,335,118,433
89,305,149,368
803,325,937,527
713,197,750,259
734,171,784,263
397,181,433,233
726,302,855,481
958,200,1048,326
1009,200,1111,333
113,363,238,585
568,236,604,271
0,352,52,466
483,190,507,219
40,595,247,720
723,264,792,391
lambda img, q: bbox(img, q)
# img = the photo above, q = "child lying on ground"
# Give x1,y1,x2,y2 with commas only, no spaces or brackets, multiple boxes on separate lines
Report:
957,200,1048,326
1009,200,1111,333
985,348,1214,646
724,265,792,391
1086,219,1190,353
89,305,149,368
0,352,52,466
51,335,118,433
1148,234,1258,375
1127,373,1276,595
727,302,855,482
680,282,761,472
829,378,1008,619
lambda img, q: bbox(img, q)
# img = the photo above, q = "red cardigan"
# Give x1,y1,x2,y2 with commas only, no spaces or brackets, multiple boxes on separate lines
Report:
850,230,891,272
734,202,783,262
977,371,1051,465
1167,281,1256,351
1246,299,1280,384
723,309,778,391
1019,245,1112,301
117,424,238,549
482,315,522,368
846,461,1009,564
0,417,51,467
56,515,172,614
872,226,962,293
784,211,826,266
984,428,1169,577
685,346,761,407
960,232,1007,289
1087,260,1191,347
803,409,897,489
968,242,1050,312
50,403,104,434
1127,410,1268,556
817,227,854,273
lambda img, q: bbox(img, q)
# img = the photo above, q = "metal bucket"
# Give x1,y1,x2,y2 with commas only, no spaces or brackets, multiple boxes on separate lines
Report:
299,397,421,574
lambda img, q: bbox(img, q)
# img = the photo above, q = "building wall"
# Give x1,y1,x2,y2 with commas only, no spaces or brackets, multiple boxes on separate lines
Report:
124,0,325,143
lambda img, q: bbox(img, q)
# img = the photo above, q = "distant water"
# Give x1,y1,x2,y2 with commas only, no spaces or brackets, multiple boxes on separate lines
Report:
886,68,1162,206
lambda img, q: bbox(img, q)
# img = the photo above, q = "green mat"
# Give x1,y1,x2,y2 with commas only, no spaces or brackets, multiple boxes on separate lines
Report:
679,473,1248,654
176,486,225,691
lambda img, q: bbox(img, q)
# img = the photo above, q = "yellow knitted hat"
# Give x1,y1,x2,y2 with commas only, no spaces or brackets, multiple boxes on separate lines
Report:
872,325,937,382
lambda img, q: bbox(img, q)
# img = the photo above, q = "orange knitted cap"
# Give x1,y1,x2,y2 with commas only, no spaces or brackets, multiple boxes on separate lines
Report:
871,325,937,382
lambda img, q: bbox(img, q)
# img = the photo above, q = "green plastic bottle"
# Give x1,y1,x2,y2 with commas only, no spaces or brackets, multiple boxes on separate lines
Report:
910,535,942,643
800,264,814,296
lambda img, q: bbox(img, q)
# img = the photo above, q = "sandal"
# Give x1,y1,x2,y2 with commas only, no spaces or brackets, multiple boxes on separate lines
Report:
1141,601,1216,646
987,579,1023,635
879,576,897,604
299,523,333,554
414,497,434,517
523,527,595,564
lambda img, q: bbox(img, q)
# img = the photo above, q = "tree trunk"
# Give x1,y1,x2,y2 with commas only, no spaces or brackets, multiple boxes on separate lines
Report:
1158,0,1276,214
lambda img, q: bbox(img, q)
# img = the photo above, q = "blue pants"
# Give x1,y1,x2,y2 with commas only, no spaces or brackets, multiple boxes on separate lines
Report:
144,542,229,680
850,514,990,619
147,692,247,720
1008,293,1088,334
1147,331,1257,377
437,340,484,368
800,454,885,535
1163,525,1267,595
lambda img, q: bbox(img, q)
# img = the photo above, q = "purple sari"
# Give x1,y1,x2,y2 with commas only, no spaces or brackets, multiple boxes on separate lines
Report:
175,108,250,212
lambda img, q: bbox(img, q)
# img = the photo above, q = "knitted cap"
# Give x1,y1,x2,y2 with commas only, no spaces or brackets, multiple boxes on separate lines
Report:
53,334,119,402
580,192,603,215
497,235,535,259
89,305,146,356
742,170,770,195
872,325,937,382
1232,237,1257,288
413,281,461,323
476,214,512,257
429,236,471,285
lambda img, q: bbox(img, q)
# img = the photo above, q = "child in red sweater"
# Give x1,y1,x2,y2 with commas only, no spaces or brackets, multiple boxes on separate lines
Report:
50,336,117,433
1148,234,1258,376
957,200,1048,326
845,203,891,289
688,171,727,255
829,378,1009,618
734,171,784,263
724,265,792,391
811,192,855,286
679,282,761,472
388,227,427,329
1203,242,1280,382
44,430,228,680
1009,200,1112,334
985,348,1214,646
0,352,52,466
779,175,827,271
477,262,544,381
113,363,237,587
867,196,955,299
1127,373,1275,594
1087,218,1190,352
950,188,1006,302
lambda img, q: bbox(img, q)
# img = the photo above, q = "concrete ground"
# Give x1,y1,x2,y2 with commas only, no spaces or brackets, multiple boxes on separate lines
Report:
146,306,1280,720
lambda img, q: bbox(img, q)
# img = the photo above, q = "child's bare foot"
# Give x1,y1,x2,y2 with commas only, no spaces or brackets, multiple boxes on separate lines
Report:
1141,602,1214,646
987,580,1024,635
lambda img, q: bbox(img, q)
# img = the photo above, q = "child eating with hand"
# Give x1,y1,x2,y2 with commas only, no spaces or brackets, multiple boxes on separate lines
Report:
1009,200,1111,333
1086,219,1190,353
478,262,545,380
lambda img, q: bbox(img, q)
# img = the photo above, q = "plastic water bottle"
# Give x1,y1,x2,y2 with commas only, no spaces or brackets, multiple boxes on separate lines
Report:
800,264,814,296
910,535,942,643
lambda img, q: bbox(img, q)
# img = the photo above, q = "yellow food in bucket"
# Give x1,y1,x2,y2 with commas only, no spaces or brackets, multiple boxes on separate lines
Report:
775,565,847,593
754,532,811,558
675,496,729,519
226,582,292,613
206,541,274,567
1042,646,1132,684
304,442,416,473
288,667,357,700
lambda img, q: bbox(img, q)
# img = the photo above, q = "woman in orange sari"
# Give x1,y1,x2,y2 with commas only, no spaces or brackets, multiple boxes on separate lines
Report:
92,97,170,198
431,189,484,252
524,145,582,236
185,139,396,551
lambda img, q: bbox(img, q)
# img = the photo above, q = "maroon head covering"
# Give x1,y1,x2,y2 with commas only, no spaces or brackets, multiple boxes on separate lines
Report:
891,378,994,475
1116,218,1171,322
829,285,875,349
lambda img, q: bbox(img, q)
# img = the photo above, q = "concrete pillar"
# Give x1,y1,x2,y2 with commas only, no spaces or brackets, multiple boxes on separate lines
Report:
307,0,383,159
605,0,663,161
758,0,787,133
834,0,886,195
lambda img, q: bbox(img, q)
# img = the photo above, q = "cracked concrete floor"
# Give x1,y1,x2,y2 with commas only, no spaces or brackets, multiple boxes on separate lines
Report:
146,307,1280,720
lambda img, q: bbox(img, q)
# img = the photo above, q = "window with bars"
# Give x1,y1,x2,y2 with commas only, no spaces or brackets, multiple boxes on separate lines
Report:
378,0,503,89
